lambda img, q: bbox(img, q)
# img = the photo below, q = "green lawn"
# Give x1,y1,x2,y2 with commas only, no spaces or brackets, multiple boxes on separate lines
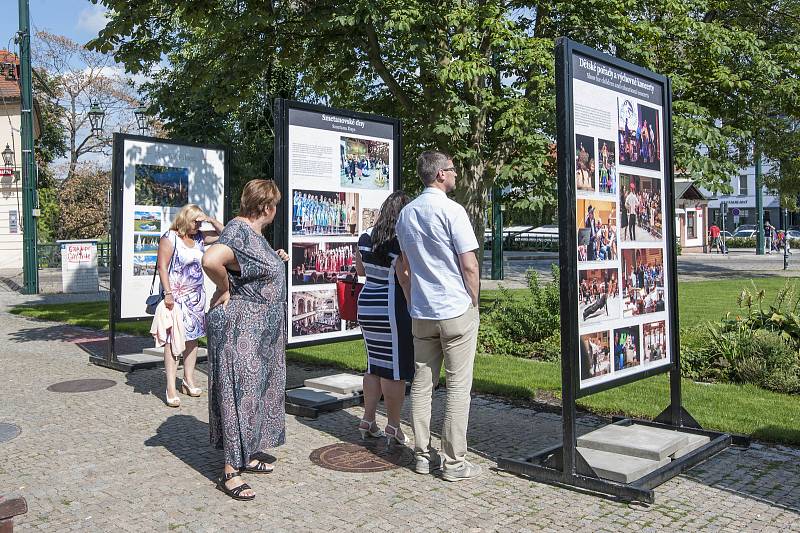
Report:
10,276,800,445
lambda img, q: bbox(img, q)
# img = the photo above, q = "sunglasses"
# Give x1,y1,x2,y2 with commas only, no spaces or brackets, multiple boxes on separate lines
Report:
440,167,456,173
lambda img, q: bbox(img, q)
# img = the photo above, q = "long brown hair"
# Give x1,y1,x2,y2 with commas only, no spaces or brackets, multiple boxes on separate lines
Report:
371,191,410,266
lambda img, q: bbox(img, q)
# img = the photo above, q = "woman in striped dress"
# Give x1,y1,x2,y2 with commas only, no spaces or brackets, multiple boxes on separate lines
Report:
356,191,413,445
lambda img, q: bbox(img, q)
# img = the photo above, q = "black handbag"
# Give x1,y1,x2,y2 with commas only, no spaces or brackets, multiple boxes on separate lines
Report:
145,233,178,315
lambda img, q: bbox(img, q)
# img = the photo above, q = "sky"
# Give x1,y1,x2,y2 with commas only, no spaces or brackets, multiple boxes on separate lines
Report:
1,0,108,51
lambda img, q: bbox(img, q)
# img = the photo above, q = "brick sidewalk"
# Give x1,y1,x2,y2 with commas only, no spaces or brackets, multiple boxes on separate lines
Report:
1,310,799,531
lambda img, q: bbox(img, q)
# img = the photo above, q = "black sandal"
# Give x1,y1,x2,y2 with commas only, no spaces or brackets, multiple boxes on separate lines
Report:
217,471,255,501
241,459,274,474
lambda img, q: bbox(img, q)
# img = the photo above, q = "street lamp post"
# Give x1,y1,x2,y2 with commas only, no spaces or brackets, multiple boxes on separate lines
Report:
87,100,106,137
1,144,14,168
134,105,149,136
19,0,38,294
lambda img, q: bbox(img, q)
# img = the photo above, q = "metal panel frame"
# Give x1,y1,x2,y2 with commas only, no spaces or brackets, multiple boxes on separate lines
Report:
498,38,741,502
272,99,403,349
94,133,230,371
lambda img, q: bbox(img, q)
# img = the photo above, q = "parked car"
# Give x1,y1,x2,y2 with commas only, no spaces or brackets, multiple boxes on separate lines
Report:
786,230,800,240
734,224,757,233
732,229,756,239
720,230,733,239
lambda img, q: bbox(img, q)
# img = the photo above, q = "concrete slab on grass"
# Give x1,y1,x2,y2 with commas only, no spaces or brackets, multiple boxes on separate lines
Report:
577,447,671,484
577,424,689,461
304,373,363,395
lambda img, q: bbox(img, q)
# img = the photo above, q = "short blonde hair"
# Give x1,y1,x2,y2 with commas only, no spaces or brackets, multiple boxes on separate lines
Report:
239,179,281,218
170,204,204,236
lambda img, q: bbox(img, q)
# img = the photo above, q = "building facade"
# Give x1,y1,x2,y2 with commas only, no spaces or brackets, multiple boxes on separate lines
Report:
701,162,788,233
674,180,710,253
0,51,25,269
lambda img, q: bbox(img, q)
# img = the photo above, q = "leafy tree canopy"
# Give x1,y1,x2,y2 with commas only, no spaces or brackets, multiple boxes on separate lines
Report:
89,0,800,236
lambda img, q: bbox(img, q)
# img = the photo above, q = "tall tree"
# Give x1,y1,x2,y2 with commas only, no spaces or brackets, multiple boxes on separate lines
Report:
89,1,800,240
34,30,138,178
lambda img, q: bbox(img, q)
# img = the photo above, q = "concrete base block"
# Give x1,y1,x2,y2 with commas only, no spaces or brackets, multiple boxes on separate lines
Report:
286,387,357,406
671,433,711,459
142,347,208,358
304,373,363,395
577,447,671,484
577,424,689,461
117,353,163,365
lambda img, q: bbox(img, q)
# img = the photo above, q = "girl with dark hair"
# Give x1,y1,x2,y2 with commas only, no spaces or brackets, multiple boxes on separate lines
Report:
355,191,413,445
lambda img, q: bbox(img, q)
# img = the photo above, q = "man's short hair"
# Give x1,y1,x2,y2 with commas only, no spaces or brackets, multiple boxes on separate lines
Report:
417,150,451,186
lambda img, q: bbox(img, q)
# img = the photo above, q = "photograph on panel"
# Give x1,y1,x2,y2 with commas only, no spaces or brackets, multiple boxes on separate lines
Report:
619,174,663,242
291,241,357,285
597,138,617,195
575,133,596,192
361,208,379,231
578,268,620,324
133,234,160,254
617,98,661,171
613,325,641,371
577,199,618,262
133,253,157,277
642,320,667,363
580,330,612,380
292,189,359,236
291,289,341,337
340,137,390,190
621,248,665,317
135,164,189,207
133,210,162,233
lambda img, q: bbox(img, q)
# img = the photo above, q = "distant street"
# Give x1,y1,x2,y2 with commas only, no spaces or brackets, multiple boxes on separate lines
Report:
481,249,800,289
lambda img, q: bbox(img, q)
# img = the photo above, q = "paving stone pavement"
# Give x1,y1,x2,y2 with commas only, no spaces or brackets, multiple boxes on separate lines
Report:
1,310,800,531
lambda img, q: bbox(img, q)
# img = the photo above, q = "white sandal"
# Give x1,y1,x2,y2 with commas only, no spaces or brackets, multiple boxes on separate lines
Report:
358,419,384,439
385,424,409,446
165,390,181,408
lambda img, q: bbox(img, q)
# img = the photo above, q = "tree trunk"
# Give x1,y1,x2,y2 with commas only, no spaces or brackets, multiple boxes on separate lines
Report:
454,158,487,272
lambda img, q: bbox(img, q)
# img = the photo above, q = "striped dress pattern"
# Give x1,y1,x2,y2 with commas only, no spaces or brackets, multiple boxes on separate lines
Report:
357,230,414,381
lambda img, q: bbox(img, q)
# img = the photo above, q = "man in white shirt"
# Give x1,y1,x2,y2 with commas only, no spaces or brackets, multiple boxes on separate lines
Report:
396,150,481,482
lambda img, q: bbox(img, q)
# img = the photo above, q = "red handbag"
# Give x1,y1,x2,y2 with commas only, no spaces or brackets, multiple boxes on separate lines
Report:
337,278,363,322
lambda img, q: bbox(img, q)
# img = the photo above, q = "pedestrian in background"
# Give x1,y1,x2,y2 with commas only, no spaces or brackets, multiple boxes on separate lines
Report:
396,150,481,482
708,222,721,253
154,204,223,408
202,179,290,501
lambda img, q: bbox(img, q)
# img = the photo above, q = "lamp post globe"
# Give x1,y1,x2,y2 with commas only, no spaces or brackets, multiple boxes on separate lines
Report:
1,144,14,168
134,105,149,135
88,100,106,137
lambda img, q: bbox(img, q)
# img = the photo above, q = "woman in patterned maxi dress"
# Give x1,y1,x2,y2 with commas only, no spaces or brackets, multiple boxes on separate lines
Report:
202,179,290,501
156,204,224,408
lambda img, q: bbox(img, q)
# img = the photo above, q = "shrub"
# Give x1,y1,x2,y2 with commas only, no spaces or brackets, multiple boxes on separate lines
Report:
478,264,561,360
722,281,800,348
686,321,800,394
724,237,755,248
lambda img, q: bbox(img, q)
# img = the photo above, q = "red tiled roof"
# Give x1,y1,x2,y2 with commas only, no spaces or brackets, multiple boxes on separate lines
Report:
0,50,21,101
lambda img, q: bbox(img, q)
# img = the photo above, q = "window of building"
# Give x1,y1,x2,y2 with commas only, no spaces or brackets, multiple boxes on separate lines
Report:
739,175,748,196
687,211,696,239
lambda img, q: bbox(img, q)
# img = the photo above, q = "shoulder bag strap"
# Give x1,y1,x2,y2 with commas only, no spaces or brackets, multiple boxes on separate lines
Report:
149,231,179,296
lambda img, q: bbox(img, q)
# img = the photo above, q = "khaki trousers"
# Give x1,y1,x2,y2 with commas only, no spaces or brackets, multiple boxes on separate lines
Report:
410,305,480,469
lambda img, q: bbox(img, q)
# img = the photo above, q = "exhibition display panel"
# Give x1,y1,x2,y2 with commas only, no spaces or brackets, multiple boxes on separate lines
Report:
272,100,402,347
497,38,745,503
93,133,229,371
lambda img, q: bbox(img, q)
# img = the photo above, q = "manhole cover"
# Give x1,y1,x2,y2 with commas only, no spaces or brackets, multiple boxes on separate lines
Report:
47,379,117,393
309,441,414,473
0,423,20,443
